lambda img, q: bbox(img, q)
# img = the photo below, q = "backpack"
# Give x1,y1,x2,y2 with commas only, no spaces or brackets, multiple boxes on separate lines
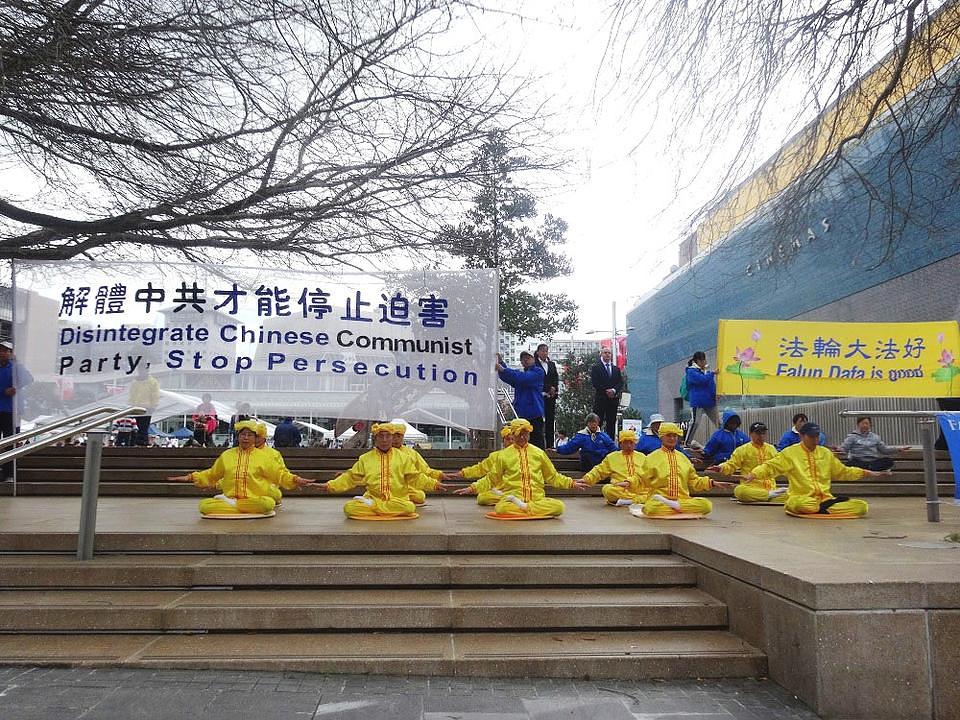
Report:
679,373,689,402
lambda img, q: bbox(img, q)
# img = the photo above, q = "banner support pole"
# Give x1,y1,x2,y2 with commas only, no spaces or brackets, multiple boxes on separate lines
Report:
919,419,940,523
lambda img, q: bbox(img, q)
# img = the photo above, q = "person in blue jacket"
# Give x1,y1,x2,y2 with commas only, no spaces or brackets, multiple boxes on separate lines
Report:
703,409,749,464
637,413,666,454
777,412,827,450
684,351,720,442
497,351,546,448
556,412,617,471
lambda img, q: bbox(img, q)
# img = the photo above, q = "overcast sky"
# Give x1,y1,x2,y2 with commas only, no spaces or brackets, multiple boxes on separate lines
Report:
458,2,737,341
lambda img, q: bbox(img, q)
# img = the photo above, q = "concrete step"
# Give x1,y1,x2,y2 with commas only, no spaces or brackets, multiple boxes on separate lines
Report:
0,630,766,679
0,553,697,589
0,587,726,632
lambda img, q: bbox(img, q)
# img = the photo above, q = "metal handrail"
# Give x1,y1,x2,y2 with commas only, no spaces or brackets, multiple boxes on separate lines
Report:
0,405,144,452
1,405,146,559
839,408,947,523
0,406,146,465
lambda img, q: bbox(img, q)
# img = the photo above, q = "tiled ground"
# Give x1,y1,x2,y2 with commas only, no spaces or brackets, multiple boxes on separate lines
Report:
0,666,820,719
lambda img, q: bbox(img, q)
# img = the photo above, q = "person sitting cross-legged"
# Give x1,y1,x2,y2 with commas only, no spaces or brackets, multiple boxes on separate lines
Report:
451,426,514,505
838,415,908,472
707,421,786,503
388,421,448,505
555,412,617,472
489,418,589,517
582,429,649,507
640,422,733,516
317,423,442,518
702,410,749,465
167,420,314,516
745,421,889,517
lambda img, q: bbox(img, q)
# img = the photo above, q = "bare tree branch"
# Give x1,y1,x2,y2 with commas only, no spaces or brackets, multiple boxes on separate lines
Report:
0,0,539,263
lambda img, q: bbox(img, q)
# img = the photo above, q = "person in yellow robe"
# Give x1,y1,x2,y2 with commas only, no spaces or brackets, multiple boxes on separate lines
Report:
451,425,514,505
388,422,445,505
168,420,313,516
317,423,435,518
253,421,289,506
640,422,733,516
582,429,649,506
487,418,589,517
745,421,889,517
707,421,786,503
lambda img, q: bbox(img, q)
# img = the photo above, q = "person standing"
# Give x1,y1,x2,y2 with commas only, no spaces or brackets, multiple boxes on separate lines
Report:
127,365,160,447
273,417,302,448
192,393,218,447
0,341,32,481
590,347,623,438
683,351,719,443
534,343,559,449
496,351,546,448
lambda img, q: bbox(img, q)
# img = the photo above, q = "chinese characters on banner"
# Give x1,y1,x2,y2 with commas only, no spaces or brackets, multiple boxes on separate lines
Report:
13,262,499,430
716,319,960,397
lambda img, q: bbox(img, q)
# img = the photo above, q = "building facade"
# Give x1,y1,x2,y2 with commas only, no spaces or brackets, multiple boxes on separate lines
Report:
626,56,960,420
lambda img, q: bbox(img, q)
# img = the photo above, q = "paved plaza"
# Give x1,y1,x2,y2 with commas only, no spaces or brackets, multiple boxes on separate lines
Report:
0,666,819,720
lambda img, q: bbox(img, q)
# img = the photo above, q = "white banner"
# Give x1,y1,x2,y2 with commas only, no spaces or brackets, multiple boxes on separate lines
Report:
13,262,498,431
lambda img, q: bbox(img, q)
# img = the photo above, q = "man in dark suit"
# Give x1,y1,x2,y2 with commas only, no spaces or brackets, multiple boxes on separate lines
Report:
534,343,559,448
590,347,623,438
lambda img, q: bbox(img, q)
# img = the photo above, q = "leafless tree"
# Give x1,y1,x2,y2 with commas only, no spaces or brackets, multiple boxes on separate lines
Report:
0,0,536,264
602,0,960,272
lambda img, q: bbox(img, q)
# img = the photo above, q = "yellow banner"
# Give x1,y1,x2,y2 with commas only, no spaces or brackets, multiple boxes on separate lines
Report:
716,320,960,397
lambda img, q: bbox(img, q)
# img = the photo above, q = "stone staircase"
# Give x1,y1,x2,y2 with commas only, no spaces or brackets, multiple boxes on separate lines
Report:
0,530,765,679
2,446,954,498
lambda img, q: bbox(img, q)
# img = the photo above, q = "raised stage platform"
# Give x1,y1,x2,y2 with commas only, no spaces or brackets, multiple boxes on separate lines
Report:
1,495,958,720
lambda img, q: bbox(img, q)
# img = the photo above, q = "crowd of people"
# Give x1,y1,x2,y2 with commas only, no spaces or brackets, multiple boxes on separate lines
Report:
0,337,911,522
169,406,896,521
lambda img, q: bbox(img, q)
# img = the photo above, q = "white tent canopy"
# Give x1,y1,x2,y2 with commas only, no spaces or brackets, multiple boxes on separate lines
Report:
337,419,428,444
294,420,334,439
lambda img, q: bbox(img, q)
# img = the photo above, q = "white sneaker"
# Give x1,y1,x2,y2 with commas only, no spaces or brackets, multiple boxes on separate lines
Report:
353,495,374,507
652,494,681,511
614,498,634,507
505,494,528,511
214,494,237,507
768,487,788,499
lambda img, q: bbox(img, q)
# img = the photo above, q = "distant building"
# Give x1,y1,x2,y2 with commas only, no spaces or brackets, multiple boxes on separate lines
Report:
626,26,960,420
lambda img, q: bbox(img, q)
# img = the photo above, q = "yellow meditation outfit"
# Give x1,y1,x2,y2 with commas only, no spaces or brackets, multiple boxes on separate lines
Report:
257,445,299,503
489,444,576,517
327,447,420,517
462,449,507,505
394,445,442,504
191,446,295,515
641,447,714,516
751,443,869,516
717,442,783,503
582,450,648,505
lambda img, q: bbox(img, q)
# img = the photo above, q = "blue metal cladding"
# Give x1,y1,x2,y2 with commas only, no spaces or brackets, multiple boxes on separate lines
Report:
626,110,960,414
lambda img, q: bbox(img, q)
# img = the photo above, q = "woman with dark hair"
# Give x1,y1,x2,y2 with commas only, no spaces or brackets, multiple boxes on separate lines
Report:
839,416,908,471
683,351,719,442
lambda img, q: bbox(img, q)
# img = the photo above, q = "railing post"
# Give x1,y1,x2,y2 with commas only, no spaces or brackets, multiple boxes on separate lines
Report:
77,430,108,560
919,418,940,523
